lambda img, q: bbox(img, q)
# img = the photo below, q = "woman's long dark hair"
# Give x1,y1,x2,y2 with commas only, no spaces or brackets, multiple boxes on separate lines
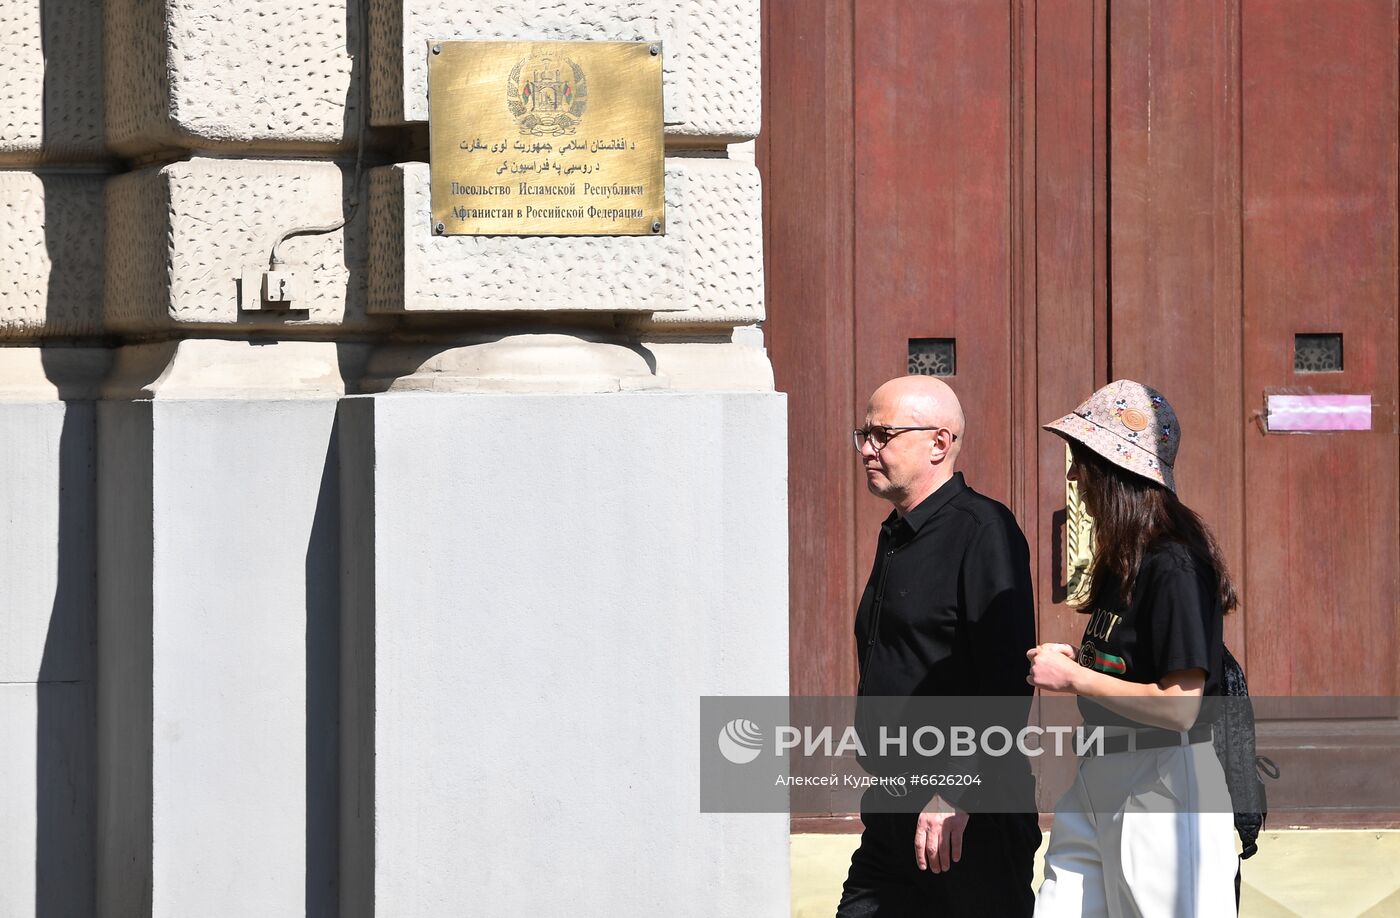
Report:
1070,440,1238,614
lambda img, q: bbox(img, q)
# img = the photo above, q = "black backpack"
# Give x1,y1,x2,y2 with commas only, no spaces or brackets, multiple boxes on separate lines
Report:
1212,645,1279,860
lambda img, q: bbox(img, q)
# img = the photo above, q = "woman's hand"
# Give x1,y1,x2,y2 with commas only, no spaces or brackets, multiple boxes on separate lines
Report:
1025,644,1206,729
1027,643,1083,693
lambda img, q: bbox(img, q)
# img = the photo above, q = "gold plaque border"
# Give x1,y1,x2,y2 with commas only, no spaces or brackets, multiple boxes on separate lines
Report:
428,40,666,237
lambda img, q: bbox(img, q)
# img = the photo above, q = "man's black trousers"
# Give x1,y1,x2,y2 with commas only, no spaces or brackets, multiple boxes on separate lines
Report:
835,810,1041,917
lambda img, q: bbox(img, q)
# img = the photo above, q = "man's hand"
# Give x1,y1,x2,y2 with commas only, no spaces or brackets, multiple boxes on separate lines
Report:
914,794,969,873
1027,642,1082,693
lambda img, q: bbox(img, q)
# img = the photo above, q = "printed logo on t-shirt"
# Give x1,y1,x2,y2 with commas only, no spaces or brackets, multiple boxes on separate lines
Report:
1080,607,1128,675
1084,608,1122,641
1078,642,1126,674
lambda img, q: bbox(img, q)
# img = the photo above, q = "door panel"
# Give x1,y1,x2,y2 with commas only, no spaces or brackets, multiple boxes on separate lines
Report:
852,0,1015,590
762,0,858,698
1034,0,1105,647
1107,0,1247,654
762,0,1400,826
1240,0,1399,696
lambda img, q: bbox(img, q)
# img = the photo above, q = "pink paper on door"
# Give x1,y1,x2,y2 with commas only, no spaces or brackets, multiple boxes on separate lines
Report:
1266,394,1372,432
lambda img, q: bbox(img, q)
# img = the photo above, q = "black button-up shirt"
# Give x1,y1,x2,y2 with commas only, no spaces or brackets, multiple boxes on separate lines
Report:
855,472,1036,699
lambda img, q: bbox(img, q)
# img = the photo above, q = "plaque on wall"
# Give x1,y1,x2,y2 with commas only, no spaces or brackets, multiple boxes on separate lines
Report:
427,40,665,236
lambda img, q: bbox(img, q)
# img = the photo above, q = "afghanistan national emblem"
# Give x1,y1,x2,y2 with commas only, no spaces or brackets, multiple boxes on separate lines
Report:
507,52,588,136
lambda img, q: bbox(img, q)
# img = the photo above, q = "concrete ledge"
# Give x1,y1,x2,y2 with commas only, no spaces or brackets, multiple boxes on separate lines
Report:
360,333,660,393
642,335,774,390
0,347,112,401
361,329,774,393
102,340,364,400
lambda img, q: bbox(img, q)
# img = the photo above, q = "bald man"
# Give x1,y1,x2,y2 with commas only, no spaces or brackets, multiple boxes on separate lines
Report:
837,376,1040,918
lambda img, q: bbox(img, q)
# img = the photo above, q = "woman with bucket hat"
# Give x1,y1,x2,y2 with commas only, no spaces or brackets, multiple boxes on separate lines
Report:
1028,380,1237,917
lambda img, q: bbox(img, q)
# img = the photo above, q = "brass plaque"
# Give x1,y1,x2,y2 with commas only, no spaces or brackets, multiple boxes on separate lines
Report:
428,40,665,236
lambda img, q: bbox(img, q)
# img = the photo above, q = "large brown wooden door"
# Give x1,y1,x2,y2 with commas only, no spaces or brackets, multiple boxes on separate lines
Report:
763,0,1031,704
761,0,1399,827
851,0,1020,624
1239,0,1398,699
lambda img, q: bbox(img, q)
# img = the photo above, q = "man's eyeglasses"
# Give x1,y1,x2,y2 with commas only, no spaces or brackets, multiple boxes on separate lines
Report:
852,425,958,453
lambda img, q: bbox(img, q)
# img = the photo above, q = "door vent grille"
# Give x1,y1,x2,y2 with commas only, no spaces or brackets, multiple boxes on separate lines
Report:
908,338,956,377
1294,334,1343,373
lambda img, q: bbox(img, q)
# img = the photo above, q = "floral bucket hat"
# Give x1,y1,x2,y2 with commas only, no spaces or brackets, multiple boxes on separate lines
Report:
1043,379,1180,492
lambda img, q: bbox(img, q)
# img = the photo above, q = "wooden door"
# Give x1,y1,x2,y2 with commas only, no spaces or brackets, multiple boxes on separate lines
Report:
761,0,1400,828
1239,0,1398,699
763,0,1031,702
850,0,1020,617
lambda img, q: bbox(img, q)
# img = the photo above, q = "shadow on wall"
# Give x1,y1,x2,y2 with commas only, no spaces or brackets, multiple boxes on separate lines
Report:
32,1,365,914
340,0,371,335
312,35,369,910
29,379,97,918
299,3,371,913
306,417,342,916
34,0,105,913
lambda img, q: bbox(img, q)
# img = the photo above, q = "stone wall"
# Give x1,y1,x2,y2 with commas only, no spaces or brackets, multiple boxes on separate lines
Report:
0,0,785,914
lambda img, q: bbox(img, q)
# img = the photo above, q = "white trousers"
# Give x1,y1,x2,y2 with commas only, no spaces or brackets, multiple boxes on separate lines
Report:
1035,742,1237,918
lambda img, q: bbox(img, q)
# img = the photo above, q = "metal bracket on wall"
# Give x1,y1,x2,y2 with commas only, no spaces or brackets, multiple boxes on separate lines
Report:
239,264,303,312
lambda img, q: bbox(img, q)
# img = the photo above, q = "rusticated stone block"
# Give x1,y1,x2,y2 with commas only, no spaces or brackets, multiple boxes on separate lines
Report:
105,158,374,333
0,0,105,163
677,0,762,138
370,0,759,139
0,171,104,339
368,157,761,322
105,0,361,155
642,155,763,326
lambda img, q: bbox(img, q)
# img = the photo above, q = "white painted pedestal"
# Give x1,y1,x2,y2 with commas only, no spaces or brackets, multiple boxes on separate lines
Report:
340,390,790,917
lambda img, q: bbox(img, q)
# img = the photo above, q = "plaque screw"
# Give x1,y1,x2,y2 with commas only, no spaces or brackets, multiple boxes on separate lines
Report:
649,45,660,56
432,44,441,55
435,222,445,234
651,220,662,233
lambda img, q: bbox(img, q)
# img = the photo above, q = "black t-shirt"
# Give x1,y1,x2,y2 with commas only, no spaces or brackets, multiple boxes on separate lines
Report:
1077,542,1224,729
854,472,1036,699
852,473,1037,809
